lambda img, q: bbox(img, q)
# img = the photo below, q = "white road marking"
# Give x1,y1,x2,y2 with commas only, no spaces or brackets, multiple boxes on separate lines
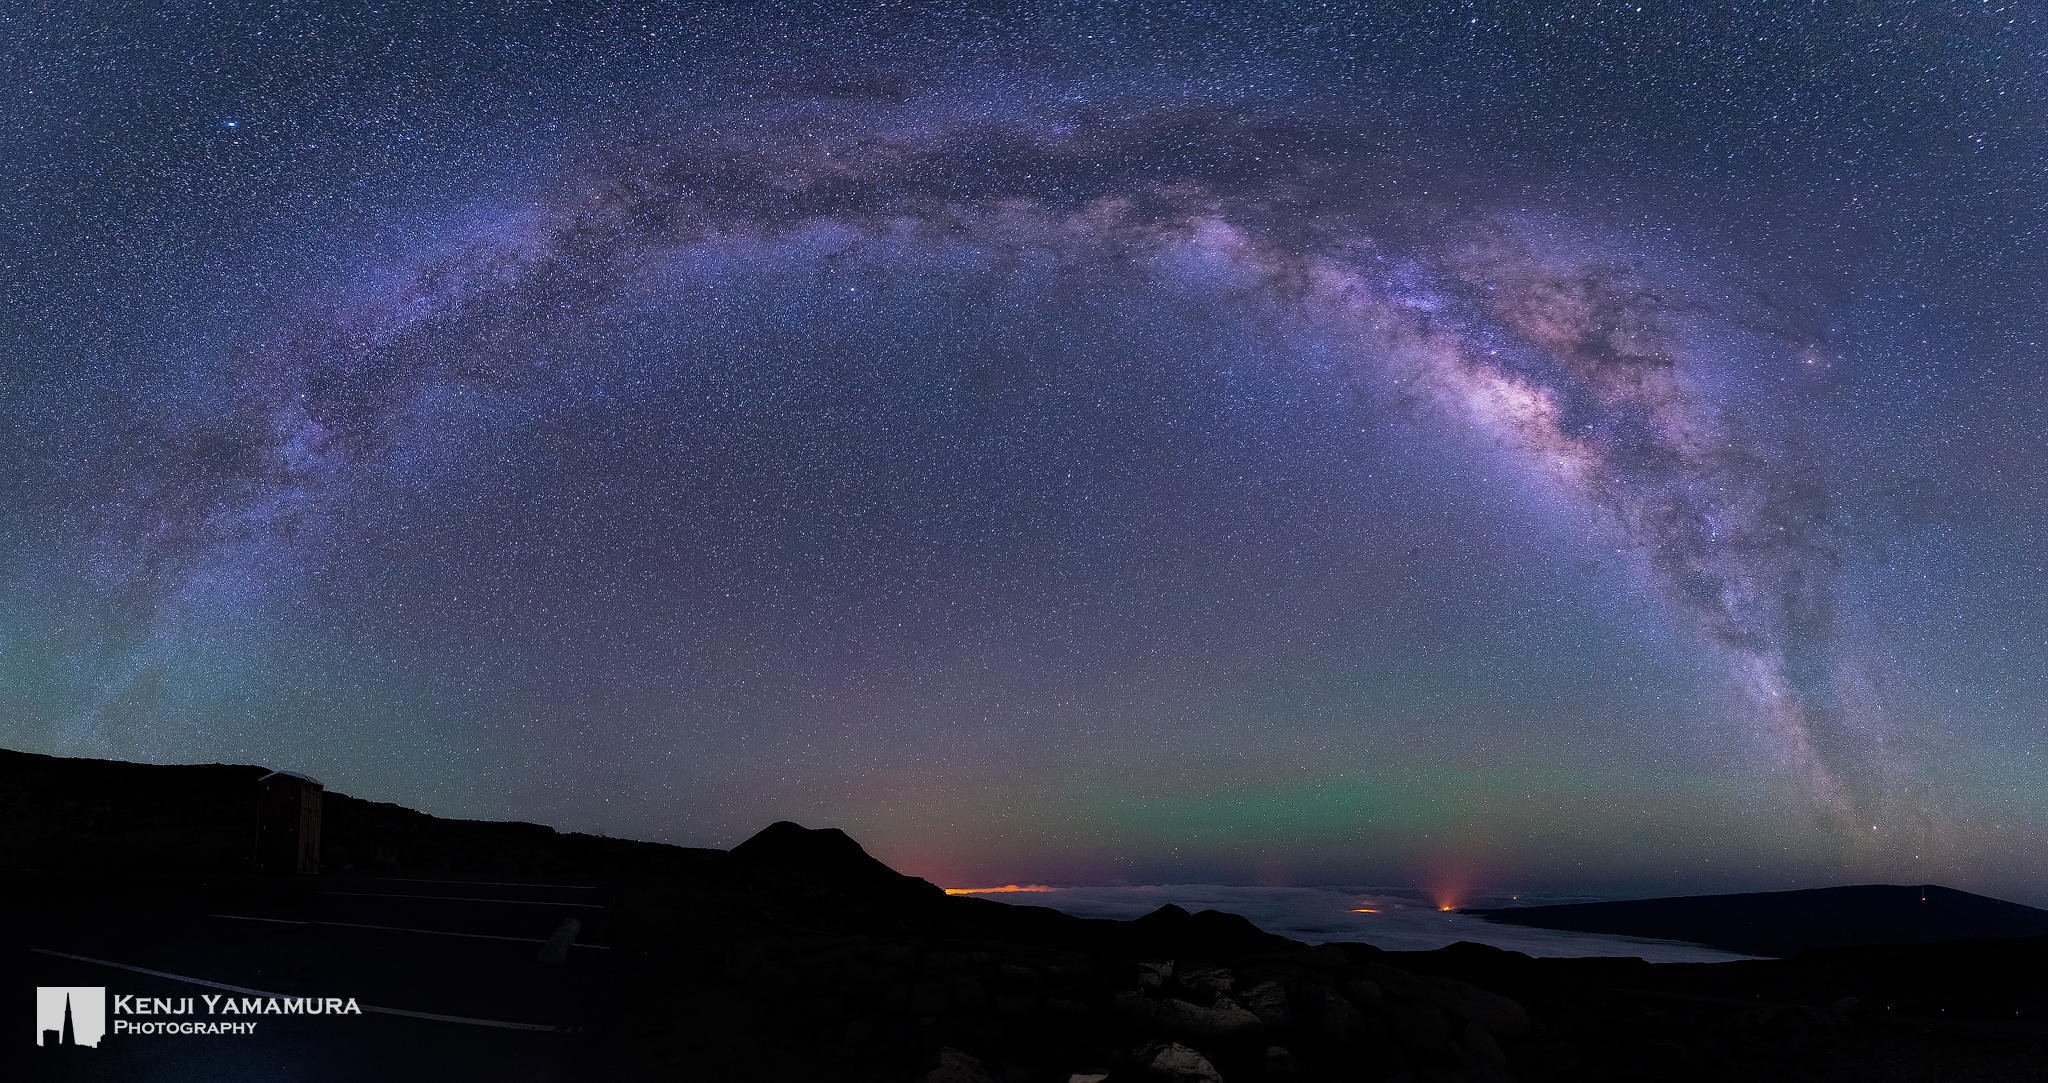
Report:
207,913,611,950
27,948,573,1032
320,891,604,910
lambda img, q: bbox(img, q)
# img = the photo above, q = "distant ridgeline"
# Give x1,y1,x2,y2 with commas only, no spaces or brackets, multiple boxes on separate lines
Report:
0,746,712,882
1470,885,2048,957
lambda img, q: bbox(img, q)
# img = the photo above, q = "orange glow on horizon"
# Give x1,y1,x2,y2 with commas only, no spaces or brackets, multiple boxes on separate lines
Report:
1350,907,1380,914
943,884,1056,895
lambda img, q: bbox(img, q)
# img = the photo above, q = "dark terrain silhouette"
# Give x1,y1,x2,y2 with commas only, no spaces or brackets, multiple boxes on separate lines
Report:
1470,884,2048,957
5,747,2044,1082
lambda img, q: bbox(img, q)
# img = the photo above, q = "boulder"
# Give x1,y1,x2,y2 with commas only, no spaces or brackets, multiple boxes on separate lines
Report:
1177,966,1236,999
911,978,951,1016
1141,1041,1223,1083
1295,982,1369,1041
920,1047,996,1083
1157,994,1263,1041
1457,1018,1507,1070
1340,978,1384,1009
1264,1044,1304,1077
1386,997,1453,1049
1421,975,1530,1037
1239,980,1294,1026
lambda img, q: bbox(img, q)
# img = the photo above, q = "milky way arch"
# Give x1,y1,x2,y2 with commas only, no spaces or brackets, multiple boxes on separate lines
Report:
98,105,1886,820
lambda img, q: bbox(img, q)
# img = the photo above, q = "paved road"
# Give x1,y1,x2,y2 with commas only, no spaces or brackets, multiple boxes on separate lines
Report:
10,873,614,1081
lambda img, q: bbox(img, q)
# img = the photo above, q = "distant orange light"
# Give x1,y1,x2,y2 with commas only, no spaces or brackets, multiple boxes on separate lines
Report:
1438,905,1455,912
1350,908,1380,914
943,884,1055,895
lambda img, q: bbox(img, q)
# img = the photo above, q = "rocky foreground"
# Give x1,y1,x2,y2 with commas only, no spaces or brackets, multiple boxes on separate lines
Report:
602,820,1530,1082
5,747,2046,1081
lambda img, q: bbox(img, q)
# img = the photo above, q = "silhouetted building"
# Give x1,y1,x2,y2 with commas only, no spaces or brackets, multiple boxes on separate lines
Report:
41,990,77,1048
255,770,323,874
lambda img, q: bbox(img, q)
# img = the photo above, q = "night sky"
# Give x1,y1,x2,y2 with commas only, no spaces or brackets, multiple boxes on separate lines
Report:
6,2,2045,902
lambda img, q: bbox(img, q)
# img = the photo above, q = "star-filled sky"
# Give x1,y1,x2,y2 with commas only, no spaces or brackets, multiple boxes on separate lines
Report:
5,1,2045,902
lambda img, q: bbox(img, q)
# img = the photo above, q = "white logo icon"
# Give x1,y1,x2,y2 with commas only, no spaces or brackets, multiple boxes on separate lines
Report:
35,987,107,1048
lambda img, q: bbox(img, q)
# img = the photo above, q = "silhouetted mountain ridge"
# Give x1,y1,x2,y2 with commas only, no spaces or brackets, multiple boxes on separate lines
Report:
734,820,918,883
1471,884,2048,957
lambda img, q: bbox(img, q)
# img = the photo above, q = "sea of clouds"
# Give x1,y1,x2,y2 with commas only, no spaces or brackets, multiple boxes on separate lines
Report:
965,884,1751,964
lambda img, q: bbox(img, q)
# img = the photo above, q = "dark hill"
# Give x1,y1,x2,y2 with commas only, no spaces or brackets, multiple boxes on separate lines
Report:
0,745,717,882
1470,884,2048,957
733,820,925,889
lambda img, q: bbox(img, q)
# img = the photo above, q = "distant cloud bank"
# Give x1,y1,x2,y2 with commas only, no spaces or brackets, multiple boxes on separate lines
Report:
1000,884,1753,963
